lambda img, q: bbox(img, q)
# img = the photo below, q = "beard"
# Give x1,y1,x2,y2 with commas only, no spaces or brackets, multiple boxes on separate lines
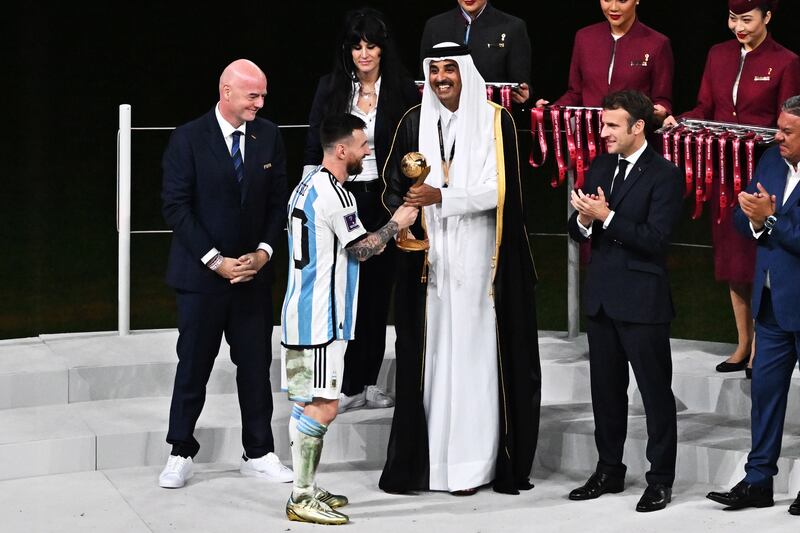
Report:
346,159,364,176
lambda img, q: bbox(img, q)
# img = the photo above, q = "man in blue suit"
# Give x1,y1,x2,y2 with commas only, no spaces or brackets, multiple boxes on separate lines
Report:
158,59,292,488
708,95,800,516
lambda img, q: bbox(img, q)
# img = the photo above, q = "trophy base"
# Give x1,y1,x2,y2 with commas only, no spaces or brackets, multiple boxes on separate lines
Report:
397,239,429,252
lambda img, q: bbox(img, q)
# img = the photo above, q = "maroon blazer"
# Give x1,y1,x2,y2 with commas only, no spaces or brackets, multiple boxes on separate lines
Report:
554,19,673,112
681,35,800,128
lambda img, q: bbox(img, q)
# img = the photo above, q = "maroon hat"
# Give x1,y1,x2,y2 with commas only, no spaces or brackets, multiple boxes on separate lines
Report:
728,0,777,14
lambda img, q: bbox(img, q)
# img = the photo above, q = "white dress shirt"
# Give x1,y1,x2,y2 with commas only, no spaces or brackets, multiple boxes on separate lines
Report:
201,104,272,266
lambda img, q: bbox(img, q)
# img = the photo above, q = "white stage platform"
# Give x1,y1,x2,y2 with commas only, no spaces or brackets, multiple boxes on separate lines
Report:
1,328,798,531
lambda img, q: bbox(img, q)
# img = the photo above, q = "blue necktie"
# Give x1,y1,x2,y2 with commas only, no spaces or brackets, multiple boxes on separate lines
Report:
231,131,244,183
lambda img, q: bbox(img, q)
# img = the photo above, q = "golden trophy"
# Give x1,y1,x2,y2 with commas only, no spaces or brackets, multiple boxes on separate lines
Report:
397,152,430,252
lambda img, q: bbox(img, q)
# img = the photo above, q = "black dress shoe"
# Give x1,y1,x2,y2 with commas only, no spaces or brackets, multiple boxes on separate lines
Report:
706,481,774,509
790,492,800,516
636,484,672,512
716,359,748,372
569,472,624,501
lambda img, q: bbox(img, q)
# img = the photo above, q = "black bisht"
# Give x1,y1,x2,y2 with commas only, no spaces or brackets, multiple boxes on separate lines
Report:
378,104,541,494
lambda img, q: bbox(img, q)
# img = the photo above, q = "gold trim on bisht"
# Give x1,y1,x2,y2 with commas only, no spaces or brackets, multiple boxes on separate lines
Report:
488,101,507,293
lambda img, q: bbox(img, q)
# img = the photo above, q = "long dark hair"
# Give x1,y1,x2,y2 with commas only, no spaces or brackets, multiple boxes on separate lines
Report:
323,8,409,117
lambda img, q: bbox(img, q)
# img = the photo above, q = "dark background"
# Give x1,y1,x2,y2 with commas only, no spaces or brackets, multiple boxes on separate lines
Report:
5,0,799,340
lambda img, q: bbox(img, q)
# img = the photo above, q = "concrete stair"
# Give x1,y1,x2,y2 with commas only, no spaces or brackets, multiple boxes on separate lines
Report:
1,328,798,493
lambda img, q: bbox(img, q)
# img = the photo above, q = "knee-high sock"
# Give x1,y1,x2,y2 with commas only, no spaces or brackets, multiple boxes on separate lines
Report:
289,403,303,450
292,414,327,500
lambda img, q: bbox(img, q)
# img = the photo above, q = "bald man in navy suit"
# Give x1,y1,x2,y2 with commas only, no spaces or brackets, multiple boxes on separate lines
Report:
158,59,291,488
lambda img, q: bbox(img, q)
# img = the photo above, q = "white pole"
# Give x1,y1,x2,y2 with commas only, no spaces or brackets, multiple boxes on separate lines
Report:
567,168,580,338
118,105,131,336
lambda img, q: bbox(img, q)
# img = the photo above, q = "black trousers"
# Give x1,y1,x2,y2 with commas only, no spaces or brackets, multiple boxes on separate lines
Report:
586,310,677,486
167,281,275,458
341,186,397,396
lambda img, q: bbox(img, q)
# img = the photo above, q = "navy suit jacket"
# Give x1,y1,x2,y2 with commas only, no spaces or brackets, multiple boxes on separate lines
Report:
568,145,683,324
734,145,800,332
162,108,288,293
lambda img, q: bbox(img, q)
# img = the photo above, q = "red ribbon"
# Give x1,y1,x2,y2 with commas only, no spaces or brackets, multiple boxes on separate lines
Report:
500,85,512,111
692,132,706,219
683,133,694,198
732,136,743,206
574,109,586,189
745,136,760,189
671,128,683,178
662,130,672,163
704,135,714,201
486,85,495,102
550,107,567,188
585,109,597,163
717,134,729,224
597,110,605,154
564,109,577,173
529,108,547,168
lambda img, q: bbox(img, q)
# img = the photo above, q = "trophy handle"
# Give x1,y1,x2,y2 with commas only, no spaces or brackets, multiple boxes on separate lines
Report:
412,166,431,187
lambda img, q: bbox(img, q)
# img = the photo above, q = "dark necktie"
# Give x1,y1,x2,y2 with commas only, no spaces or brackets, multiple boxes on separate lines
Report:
231,131,244,183
610,158,629,199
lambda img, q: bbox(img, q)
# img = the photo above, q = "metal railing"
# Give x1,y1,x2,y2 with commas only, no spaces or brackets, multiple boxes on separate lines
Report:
116,104,586,336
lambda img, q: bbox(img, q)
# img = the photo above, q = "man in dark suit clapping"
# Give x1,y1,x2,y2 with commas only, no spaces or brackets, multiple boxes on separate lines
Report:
159,59,291,488
707,95,800,516
567,90,683,513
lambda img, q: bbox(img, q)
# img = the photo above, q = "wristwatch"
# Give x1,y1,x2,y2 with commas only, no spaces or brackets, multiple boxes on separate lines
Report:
764,214,777,232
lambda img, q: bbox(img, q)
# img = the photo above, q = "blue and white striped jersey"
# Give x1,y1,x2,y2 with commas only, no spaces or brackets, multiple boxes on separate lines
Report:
281,166,367,348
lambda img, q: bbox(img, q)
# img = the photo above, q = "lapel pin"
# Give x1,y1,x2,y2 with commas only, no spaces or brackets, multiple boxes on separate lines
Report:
264,163,272,169
250,134,257,140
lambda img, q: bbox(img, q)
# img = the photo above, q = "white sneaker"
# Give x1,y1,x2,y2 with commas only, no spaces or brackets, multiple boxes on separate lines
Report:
337,390,366,413
159,455,193,488
240,452,293,482
365,385,395,408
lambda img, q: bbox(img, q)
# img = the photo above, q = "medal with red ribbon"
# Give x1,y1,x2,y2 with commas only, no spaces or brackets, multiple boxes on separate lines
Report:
574,109,586,189
683,133,694,198
745,135,760,189
671,128,683,179
550,106,566,188
717,134,729,224
529,107,547,168
564,109,577,174
662,130,672,163
731,136,743,205
597,110,605,154
704,135,714,201
500,85,512,111
692,132,706,219
585,109,597,163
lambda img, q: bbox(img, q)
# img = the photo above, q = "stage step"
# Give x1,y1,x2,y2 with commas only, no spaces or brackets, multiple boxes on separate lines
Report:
1,330,799,493
0,328,397,408
4,330,798,417
2,390,799,493
0,392,391,481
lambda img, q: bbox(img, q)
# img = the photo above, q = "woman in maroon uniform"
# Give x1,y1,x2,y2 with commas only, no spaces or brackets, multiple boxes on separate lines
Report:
665,0,800,376
536,0,674,121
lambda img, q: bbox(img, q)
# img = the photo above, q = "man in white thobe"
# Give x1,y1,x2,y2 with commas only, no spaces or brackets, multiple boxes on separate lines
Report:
379,42,540,496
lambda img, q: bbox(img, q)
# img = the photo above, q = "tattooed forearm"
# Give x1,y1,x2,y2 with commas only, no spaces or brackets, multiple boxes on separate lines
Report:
347,221,400,261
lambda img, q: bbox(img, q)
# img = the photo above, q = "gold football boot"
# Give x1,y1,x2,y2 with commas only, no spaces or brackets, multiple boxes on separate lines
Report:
286,495,349,525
